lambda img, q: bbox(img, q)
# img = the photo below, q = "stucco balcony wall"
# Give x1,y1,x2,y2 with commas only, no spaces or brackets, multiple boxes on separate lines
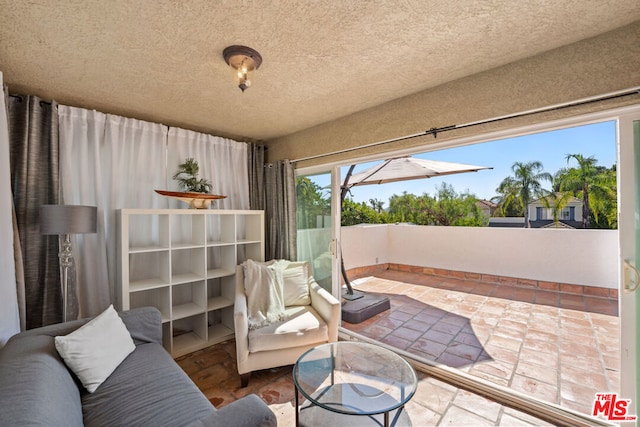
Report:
341,224,618,292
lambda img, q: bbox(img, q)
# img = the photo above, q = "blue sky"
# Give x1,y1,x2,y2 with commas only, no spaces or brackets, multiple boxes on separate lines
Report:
307,120,617,206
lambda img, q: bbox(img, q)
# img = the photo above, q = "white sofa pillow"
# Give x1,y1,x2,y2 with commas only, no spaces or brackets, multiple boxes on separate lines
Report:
54,305,135,393
283,263,311,306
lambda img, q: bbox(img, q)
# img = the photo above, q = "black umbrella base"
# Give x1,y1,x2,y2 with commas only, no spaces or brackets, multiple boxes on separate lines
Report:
341,291,390,324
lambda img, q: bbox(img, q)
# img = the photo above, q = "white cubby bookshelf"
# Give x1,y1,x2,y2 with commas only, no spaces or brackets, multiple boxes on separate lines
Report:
117,209,264,358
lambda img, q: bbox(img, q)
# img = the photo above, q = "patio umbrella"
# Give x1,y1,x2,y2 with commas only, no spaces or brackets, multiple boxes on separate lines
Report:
340,156,492,321
345,156,492,188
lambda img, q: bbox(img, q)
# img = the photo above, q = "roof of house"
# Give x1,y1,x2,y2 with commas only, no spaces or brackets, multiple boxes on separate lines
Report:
529,193,582,205
476,199,497,209
540,221,577,229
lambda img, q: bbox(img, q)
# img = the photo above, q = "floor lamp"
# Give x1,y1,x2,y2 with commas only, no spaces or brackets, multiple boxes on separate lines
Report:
40,205,97,323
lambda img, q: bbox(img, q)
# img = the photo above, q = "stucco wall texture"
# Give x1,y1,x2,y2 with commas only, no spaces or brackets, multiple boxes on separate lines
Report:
265,21,640,167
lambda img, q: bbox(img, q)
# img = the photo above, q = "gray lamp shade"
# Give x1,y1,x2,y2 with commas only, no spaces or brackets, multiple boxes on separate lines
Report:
40,205,97,235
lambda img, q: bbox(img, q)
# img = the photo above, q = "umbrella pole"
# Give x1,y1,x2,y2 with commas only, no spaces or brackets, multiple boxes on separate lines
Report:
339,164,391,322
341,165,364,300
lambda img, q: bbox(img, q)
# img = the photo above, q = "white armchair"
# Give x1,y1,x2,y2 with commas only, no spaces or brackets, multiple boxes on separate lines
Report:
234,261,340,387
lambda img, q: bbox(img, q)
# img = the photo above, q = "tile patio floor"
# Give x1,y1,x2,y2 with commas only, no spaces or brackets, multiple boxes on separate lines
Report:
177,270,619,425
343,269,620,417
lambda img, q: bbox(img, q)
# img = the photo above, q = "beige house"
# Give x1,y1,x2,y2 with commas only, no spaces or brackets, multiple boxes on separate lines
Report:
528,193,584,228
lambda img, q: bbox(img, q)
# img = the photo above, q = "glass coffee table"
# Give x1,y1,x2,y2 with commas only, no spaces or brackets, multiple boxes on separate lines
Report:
293,341,418,426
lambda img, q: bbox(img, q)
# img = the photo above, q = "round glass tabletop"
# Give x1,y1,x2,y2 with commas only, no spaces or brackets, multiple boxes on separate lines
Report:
293,341,418,417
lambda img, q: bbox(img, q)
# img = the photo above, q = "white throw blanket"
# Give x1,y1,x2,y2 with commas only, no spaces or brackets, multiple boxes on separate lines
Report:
243,259,290,330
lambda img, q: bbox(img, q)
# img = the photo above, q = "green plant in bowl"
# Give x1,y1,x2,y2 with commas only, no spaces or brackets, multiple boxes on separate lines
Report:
173,158,212,194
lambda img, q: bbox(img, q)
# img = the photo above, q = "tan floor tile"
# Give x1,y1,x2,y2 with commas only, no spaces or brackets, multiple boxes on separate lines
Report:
511,374,559,403
520,347,559,369
522,337,558,354
486,333,522,352
499,412,541,426
524,328,558,342
559,353,604,373
403,400,441,425
439,405,497,426
411,380,456,414
560,380,605,406
560,365,609,390
453,389,502,421
501,407,556,426
515,360,558,386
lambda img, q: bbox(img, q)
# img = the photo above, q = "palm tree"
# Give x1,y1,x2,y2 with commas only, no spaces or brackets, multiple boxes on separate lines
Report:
555,154,615,228
492,176,521,217
369,198,384,213
540,191,574,227
495,161,552,228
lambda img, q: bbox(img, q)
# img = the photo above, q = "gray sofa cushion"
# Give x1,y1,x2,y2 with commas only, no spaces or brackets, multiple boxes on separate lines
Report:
14,306,162,346
82,342,215,427
0,334,83,426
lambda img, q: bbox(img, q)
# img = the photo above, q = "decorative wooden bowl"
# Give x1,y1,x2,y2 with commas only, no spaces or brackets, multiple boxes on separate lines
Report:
154,190,227,209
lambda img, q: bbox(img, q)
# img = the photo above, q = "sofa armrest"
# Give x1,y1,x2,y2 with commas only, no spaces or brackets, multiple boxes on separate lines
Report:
309,279,340,342
234,266,250,372
187,394,276,427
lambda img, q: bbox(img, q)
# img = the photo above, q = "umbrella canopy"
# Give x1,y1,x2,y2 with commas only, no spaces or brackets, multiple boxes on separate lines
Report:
346,156,492,188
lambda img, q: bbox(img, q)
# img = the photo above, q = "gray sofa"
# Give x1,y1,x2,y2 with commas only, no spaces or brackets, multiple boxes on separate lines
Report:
0,307,276,427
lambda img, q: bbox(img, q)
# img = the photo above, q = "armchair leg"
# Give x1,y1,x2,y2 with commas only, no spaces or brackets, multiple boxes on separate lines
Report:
240,373,250,388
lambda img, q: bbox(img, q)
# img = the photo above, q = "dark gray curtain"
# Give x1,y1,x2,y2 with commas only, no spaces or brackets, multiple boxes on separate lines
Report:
264,160,297,261
8,94,61,329
247,143,265,210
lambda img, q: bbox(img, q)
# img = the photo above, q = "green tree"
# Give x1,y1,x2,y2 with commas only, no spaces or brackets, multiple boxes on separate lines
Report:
421,184,484,226
369,198,385,213
341,198,387,226
491,177,522,217
555,154,616,229
295,177,330,229
388,192,427,224
495,161,552,228
387,184,484,226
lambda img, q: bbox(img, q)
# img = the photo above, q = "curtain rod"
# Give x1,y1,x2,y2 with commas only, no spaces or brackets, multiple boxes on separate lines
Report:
292,86,640,164
8,93,52,107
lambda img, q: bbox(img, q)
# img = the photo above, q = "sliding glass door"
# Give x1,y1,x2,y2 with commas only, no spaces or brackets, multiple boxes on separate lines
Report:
295,168,341,297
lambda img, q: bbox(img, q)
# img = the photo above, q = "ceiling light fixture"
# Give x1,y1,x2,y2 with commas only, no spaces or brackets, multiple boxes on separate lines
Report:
222,45,262,92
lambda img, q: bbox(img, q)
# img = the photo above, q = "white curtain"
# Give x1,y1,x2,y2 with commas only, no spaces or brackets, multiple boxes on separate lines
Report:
58,106,168,317
167,127,249,210
0,73,20,345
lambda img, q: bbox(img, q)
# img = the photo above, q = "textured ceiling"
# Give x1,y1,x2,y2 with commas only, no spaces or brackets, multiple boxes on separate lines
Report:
1,1,639,141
